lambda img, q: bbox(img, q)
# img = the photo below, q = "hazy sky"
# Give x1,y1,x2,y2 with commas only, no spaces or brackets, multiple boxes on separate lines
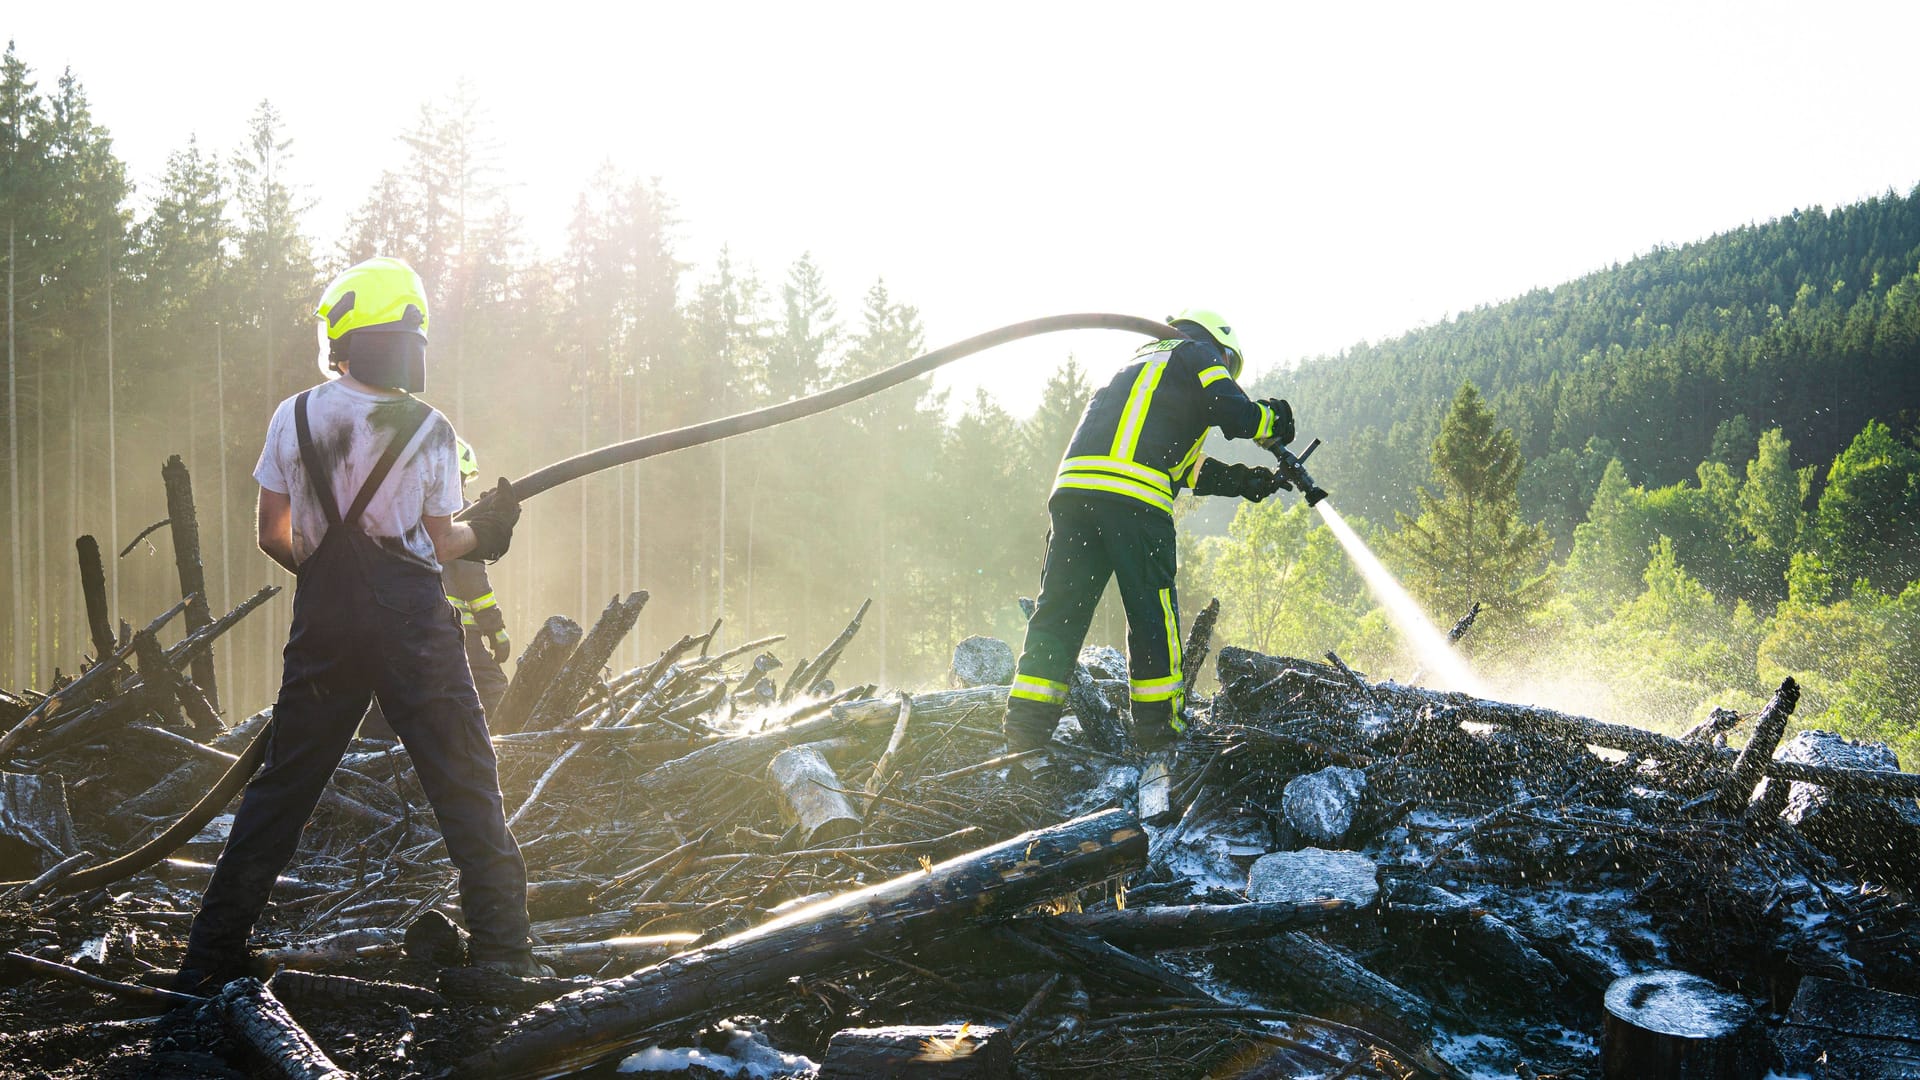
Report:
11,1,1920,412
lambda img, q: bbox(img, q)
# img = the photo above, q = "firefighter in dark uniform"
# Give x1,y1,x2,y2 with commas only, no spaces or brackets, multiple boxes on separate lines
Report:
445,438,512,715
1004,309,1295,753
178,257,546,992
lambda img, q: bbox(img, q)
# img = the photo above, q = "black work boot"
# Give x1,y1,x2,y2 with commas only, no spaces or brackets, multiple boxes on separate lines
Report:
472,950,556,978
1002,699,1062,754
172,949,252,998
1130,701,1184,753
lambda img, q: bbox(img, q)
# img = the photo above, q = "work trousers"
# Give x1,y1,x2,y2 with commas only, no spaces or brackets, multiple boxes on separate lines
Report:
185,527,532,966
1005,493,1184,748
362,628,506,737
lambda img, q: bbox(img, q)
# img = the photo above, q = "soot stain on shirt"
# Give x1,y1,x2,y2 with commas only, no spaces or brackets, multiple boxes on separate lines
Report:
420,415,454,459
368,395,428,435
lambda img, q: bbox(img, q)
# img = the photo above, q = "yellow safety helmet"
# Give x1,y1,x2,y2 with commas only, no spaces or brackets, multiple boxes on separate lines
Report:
314,256,431,391
456,437,478,482
316,256,429,340
1167,307,1243,378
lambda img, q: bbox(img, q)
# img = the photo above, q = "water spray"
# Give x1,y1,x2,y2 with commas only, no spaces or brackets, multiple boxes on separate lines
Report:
1258,434,1486,697
1311,503,1490,697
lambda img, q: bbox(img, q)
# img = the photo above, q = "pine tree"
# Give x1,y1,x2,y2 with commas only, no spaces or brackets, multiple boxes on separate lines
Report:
231,99,318,404
0,42,46,683
1387,382,1550,632
766,252,835,401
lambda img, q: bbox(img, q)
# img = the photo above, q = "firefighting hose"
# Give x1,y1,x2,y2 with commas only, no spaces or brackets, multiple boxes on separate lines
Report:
461,313,1185,512
0,314,1317,895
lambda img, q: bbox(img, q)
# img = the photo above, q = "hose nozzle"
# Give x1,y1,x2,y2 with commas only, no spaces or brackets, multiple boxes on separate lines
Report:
1268,437,1329,507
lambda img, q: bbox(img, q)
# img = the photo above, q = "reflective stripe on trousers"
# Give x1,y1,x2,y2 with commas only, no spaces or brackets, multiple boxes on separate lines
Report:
1005,492,1185,744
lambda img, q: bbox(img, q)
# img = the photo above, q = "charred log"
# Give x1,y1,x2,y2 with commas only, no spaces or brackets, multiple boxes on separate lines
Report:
457,809,1147,1079
819,1024,1010,1079
211,977,353,1080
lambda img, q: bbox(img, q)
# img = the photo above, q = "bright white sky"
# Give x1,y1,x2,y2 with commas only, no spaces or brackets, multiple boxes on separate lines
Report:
12,1,1920,412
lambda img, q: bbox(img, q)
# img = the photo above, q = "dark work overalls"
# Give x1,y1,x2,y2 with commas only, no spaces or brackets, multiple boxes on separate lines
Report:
1005,337,1280,750
184,391,532,970
361,553,507,738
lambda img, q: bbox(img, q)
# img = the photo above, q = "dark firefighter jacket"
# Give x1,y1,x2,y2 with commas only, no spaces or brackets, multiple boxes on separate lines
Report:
442,558,504,636
1053,337,1280,514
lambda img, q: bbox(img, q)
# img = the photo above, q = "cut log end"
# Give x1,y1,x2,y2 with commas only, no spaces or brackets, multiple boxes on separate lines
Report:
1602,970,1764,1080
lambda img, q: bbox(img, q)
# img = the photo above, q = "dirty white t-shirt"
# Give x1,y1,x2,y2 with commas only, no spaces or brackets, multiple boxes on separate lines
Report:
253,381,462,572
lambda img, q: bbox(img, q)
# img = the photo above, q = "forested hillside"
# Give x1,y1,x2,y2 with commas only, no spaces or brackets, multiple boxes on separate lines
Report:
1260,189,1920,528
1214,197,1920,759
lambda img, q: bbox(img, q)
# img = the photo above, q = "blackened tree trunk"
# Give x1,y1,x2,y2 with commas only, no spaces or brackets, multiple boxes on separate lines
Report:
458,809,1148,1080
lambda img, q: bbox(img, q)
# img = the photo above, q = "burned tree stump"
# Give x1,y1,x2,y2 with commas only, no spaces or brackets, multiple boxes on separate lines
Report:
768,744,862,845
212,977,353,1080
1717,677,1799,814
162,455,219,711
526,593,648,731
75,535,116,666
492,616,583,734
1602,971,1764,1080
784,598,872,701
458,809,1147,1079
819,1024,1010,1079
1181,597,1221,700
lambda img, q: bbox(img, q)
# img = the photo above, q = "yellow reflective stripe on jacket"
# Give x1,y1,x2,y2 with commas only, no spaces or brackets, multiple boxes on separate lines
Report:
1052,473,1174,513
447,597,473,611
1197,364,1231,387
467,591,498,611
1058,455,1173,496
1109,360,1168,461
1254,402,1276,441
1171,437,1206,487
1011,674,1069,704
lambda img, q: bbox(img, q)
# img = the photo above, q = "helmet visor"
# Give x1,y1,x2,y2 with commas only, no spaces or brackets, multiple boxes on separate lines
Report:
1221,346,1243,379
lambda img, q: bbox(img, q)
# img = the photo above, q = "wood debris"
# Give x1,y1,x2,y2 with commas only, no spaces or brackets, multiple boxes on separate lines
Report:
1,460,1919,1077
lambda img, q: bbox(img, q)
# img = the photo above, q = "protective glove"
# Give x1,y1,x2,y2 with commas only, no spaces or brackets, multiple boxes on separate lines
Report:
1241,466,1285,502
462,477,521,562
488,628,511,665
1193,459,1285,502
1257,398,1296,448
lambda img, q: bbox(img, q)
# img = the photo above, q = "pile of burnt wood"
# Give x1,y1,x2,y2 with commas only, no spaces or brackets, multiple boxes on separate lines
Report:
4,504,1920,1079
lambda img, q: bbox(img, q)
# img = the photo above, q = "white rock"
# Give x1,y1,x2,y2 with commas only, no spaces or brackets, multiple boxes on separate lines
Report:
1282,766,1368,845
1248,847,1379,907
1078,644,1127,681
950,636,1016,687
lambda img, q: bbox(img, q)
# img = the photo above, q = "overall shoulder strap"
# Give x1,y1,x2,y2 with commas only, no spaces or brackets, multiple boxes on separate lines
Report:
293,390,342,526
342,401,432,529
